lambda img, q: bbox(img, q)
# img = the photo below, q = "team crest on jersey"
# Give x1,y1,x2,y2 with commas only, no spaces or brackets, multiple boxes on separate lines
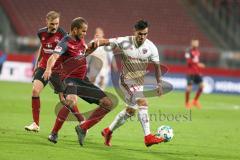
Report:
55,46,62,52
42,37,45,41
142,48,148,54
46,43,52,48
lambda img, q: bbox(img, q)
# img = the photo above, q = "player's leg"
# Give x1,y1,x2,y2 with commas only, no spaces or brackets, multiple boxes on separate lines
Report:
25,68,47,132
48,93,78,143
78,83,113,132
137,98,150,135
185,75,193,109
70,105,85,122
102,106,134,146
101,79,138,146
74,78,113,146
48,79,80,143
136,98,165,147
50,72,84,122
76,96,113,146
109,107,134,131
192,75,204,108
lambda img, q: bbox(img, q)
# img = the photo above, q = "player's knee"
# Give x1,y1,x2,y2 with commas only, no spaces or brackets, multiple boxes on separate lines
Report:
32,87,41,97
136,98,148,106
199,83,204,89
186,86,192,92
99,97,113,110
66,95,77,107
126,107,136,116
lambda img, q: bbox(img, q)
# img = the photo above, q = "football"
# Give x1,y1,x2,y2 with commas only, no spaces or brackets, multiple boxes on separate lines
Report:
156,125,174,142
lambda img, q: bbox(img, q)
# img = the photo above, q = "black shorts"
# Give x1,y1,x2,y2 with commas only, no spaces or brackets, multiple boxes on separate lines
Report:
64,77,106,105
33,67,48,86
49,72,65,93
187,74,203,85
33,67,65,93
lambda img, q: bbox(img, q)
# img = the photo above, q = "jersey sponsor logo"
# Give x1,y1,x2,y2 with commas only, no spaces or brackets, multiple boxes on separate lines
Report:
54,46,62,53
43,48,54,54
42,37,45,41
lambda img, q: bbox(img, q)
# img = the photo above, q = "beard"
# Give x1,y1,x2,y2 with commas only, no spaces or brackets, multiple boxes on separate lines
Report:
136,39,144,46
49,28,57,33
75,35,82,41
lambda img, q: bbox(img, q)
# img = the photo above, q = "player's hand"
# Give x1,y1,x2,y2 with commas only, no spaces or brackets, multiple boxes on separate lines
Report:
42,70,52,81
198,63,205,68
156,83,163,96
58,92,66,105
32,65,38,77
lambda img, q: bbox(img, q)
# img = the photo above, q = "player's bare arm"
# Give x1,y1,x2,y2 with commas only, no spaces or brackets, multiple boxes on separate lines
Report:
154,61,163,96
33,45,42,72
85,39,110,56
198,62,205,68
43,53,60,81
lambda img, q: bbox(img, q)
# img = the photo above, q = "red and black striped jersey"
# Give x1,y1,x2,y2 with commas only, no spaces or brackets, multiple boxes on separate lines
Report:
185,47,201,75
37,27,67,69
53,35,87,80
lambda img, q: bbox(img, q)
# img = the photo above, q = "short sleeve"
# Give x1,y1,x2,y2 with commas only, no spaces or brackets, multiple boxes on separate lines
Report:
37,31,41,40
54,38,68,55
37,27,47,40
150,44,160,62
109,36,128,49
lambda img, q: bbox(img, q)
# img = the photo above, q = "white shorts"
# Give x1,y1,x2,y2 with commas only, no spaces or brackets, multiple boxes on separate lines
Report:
119,77,144,109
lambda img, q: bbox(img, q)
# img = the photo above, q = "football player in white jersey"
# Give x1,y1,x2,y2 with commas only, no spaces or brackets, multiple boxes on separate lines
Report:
101,20,166,147
88,27,117,90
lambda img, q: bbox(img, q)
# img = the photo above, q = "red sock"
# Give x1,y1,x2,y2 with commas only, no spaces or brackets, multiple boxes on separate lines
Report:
80,107,109,131
52,106,70,134
194,88,203,101
32,97,40,125
185,91,190,104
71,106,85,122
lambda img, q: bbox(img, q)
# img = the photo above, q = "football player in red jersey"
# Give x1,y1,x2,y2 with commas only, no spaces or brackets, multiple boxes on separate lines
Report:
185,39,205,109
25,11,83,132
43,17,113,145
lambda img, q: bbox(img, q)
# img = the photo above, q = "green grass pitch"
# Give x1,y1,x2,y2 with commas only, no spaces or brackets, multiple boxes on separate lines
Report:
0,81,239,160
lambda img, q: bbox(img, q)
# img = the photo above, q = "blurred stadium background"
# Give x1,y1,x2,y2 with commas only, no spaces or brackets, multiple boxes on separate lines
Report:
0,0,239,94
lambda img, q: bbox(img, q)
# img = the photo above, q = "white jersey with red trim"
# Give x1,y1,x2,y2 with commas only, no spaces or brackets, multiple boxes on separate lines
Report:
109,36,159,85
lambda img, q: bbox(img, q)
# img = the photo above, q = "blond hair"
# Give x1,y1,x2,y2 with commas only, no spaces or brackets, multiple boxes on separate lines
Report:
46,11,60,20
